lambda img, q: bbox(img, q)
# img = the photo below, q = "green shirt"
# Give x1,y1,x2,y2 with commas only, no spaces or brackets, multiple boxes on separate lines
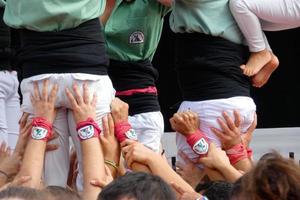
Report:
169,0,243,44
104,0,170,61
0,0,5,8
3,0,105,31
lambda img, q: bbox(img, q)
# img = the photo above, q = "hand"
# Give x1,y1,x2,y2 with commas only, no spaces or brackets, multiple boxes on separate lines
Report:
14,120,32,156
90,165,114,189
100,114,120,164
30,79,58,123
211,111,242,150
121,140,155,168
169,111,199,136
19,112,30,132
0,150,21,178
0,176,32,192
171,182,202,200
14,119,58,156
199,143,231,171
110,98,129,124
176,151,205,189
242,113,257,148
66,82,97,124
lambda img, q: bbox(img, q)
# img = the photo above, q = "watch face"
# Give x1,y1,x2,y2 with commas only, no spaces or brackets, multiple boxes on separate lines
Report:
125,129,137,141
31,127,48,140
193,138,209,155
78,125,95,140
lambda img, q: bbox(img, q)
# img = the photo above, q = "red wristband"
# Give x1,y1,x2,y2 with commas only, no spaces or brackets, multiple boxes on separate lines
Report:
186,130,209,156
31,117,53,142
76,118,101,141
115,121,137,143
226,143,248,165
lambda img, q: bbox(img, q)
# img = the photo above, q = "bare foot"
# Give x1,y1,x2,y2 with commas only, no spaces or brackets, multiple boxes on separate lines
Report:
241,49,272,76
251,55,279,88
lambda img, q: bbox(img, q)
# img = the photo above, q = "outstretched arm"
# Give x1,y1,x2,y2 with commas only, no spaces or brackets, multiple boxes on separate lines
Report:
15,80,58,188
66,82,105,200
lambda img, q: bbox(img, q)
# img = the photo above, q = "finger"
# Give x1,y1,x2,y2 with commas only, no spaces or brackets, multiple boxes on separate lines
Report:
217,117,231,135
198,157,212,167
21,122,32,136
107,114,115,136
90,180,107,188
247,113,257,133
233,110,242,128
178,150,193,164
41,79,49,101
211,127,229,141
33,81,41,100
19,113,30,128
72,83,84,105
120,139,135,148
65,88,78,109
49,84,59,104
170,182,185,195
102,115,109,138
222,112,236,132
91,93,98,107
45,144,59,152
30,95,36,106
83,82,90,104
12,176,32,186
175,161,185,169
169,118,176,131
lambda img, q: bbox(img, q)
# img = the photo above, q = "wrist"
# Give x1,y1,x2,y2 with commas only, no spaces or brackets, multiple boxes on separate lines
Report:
115,121,137,143
76,118,101,141
31,117,53,142
186,130,209,156
226,143,248,165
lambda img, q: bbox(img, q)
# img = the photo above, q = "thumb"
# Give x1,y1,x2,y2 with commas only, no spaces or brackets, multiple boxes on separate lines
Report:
90,179,107,188
198,157,212,168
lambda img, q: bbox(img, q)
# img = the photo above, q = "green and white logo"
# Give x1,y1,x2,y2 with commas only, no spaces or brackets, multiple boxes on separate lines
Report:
31,127,48,140
78,125,95,140
125,129,137,141
193,138,209,155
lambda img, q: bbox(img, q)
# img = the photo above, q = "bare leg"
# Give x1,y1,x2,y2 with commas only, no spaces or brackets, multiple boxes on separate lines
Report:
251,54,279,88
241,49,272,76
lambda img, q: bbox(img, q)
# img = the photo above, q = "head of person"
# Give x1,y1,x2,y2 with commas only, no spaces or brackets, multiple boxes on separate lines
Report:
98,172,176,200
0,186,47,200
44,186,81,200
195,181,233,200
230,152,300,200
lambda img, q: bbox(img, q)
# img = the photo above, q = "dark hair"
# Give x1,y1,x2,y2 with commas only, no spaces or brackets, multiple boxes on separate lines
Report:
196,181,233,200
0,186,47,200
231,152,300,200
98,172,176,200
45,186,81,200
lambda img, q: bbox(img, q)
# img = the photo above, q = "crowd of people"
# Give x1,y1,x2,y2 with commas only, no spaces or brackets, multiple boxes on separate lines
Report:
0,0,299,199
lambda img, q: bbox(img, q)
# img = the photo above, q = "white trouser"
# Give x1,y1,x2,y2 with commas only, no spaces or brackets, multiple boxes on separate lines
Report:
129,111,164,153
230,0,300,52
176,97,256,166
0,71,21,149
21,73,115,188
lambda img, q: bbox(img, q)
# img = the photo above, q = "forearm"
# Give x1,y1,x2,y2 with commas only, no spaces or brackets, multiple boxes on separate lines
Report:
219,165,243,182
16,139,46,188
234,158,253,173
81,138,105,200
131,162,151,173
205,168,226,181
148,155,194,193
